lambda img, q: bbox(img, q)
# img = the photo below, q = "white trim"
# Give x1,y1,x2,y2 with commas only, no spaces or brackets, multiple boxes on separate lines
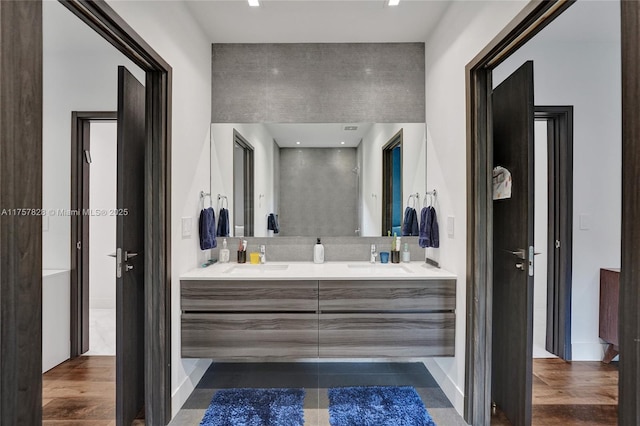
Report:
171,359,212,418
571,342,608,361
423,359,466,417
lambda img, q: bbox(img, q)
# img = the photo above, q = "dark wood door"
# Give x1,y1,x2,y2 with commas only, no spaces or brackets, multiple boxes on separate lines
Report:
491,61,535,426
116,66,145,426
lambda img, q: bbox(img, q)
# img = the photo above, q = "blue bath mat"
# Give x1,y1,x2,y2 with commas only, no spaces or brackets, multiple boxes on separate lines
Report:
328,386,436,426
200,388,305,426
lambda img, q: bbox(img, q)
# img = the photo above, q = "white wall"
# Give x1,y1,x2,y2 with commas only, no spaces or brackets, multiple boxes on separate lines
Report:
42,0,144,270
88,122,117,309
210,124,278,239
105,0,214,416
360,123,427,236
493,0,622,361
422,0,529,414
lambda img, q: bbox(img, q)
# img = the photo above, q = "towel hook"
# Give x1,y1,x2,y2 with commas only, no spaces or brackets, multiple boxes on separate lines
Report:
200,191,212,208
217,194,228,210
424,189,437,207
407,192,420,209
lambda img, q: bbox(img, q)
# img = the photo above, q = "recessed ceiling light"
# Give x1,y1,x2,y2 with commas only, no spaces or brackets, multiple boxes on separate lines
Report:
248,0,260,7
296,141,301,145
341,141,345,145
388,0,400,6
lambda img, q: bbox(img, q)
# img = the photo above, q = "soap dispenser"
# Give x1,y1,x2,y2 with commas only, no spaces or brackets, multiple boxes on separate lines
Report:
219,238,230,263
314,238,325,264
402,243,411,263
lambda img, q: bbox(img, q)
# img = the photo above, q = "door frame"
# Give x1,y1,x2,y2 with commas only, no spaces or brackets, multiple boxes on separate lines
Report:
0,2,43,424
60,2,174,423
70,111,117,358
466,1,640,425
619,1,640,423
233,129,254,237
464,1,575,424
382,129,403,236
535,106,573,361
0,1,173,424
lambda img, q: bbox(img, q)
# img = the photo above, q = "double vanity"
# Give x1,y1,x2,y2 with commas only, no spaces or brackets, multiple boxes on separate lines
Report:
180,262,456,360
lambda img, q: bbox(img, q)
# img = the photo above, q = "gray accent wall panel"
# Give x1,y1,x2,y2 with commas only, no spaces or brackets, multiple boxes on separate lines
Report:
279,148,358,237
212,43,425,123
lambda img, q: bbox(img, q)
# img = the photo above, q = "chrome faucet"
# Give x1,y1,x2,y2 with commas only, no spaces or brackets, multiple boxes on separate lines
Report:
259,244,266,264
370,244,377,263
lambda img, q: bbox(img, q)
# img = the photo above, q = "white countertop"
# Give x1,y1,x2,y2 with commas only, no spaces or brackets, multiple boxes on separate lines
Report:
180,261,456,281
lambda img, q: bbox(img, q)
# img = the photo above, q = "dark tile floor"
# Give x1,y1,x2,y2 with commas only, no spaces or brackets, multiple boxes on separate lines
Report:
169,362,467,426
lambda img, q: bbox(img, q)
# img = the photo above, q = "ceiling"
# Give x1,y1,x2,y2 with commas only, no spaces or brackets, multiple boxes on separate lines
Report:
265,123,373,147
529,0,620,43
184,0,452,43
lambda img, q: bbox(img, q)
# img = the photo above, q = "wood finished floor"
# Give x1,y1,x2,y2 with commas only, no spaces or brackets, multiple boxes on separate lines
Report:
44,357,617,425
42,356,144,426
491,358,618,425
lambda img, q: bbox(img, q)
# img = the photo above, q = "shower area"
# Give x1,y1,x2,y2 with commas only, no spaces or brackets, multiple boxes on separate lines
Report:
278,147,360,237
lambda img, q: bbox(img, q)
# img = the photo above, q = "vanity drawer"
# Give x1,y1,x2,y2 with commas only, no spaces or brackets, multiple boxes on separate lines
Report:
319,313,455,357
181,313,319,358
181,280,318,312
319,280,455,312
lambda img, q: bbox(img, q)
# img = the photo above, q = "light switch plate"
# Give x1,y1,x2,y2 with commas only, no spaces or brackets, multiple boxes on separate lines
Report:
182,217,192,239
579,214,590,230
447,216,455,238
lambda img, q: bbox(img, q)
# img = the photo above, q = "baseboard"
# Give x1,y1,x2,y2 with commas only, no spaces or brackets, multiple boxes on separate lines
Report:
171,358,212,418
571,342,607,361
423,359,465,416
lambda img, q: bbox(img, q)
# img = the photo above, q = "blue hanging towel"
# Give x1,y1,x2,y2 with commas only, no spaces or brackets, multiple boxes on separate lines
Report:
267,213,279,234
402,207,419,236
419,207,429,248
199,207,217,250
428,206,440,248
216,208,229,237
419,206,440,248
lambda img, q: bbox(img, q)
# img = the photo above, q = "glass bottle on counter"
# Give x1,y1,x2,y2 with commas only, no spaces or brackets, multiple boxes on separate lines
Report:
402,243,411,263
219,238,230,263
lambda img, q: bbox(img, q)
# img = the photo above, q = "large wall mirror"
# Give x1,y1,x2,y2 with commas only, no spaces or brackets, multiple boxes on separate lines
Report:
210,122,426,237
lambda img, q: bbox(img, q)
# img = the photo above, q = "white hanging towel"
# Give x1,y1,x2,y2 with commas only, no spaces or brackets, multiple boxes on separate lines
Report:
493,166,512,200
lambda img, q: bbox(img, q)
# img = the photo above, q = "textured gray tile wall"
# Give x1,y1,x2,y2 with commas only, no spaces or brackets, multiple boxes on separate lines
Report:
211,43,425,123
279,148,358,237
210,236,425,263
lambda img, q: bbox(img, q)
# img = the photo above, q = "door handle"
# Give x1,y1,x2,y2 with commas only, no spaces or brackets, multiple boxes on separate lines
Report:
125,251,138,260
109,249,138,278
504,248,526,260
515,263,525,270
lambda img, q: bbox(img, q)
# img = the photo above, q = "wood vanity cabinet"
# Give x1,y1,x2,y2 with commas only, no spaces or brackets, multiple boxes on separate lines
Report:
181,280,318,359
180,278,456,359
318,280,456,357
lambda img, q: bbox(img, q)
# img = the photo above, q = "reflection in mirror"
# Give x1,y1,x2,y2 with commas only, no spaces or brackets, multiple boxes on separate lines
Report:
382,130,403,237
233,130,254,237
210,123,426,237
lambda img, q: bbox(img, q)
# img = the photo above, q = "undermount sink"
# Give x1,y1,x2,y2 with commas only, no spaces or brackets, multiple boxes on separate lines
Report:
223,264,289,274
347,263,414,274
